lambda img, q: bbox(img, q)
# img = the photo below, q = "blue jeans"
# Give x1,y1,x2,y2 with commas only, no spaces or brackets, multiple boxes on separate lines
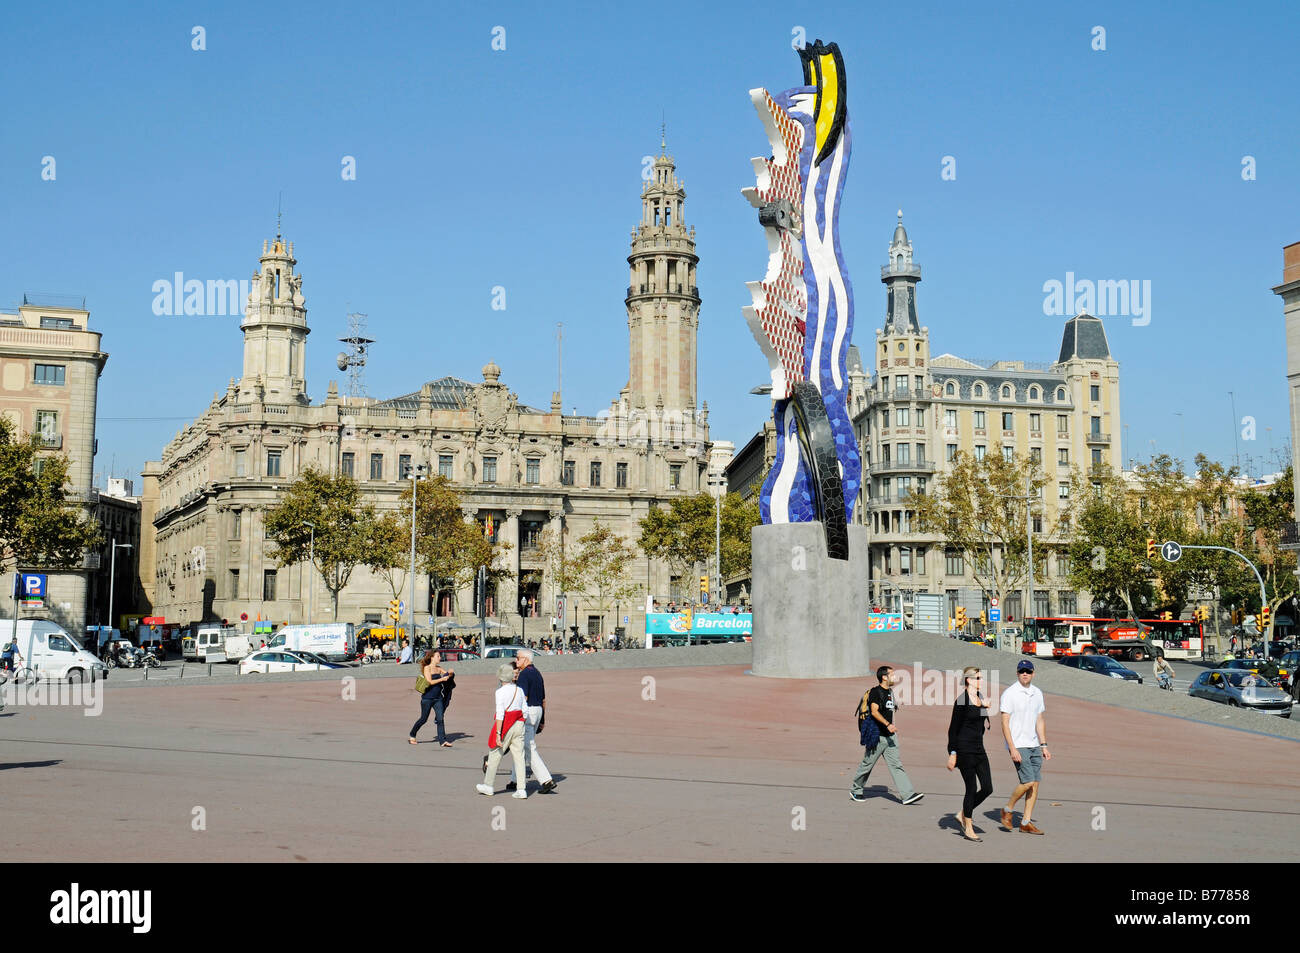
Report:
410,692,446,743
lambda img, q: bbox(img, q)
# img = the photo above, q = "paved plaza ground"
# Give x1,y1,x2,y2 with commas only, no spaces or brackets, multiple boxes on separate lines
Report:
2,636,1295,862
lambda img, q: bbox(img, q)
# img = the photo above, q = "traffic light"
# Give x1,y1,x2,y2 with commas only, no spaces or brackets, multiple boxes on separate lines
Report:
699,575,709,600
1146,538,1156,558
388,599,400,623
955,606,967,628
948,617,955,631
1261,606,1270,631
979,611,987,626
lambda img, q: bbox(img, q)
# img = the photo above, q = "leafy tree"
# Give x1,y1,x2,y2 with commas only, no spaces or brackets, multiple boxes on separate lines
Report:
367,476,512,616
0,417,100,579
1237,466,1298,631
638,492,761,583
367,510,410,601
1065,464,1152,622
533,523,584,599
1068,455,1250,623
264,467,379,620
567,520,642,631
911,452,1061,615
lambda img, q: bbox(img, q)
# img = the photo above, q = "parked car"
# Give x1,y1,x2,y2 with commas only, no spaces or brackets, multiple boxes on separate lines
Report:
436,648,481,662
239,650,343,675
1280,651,1300,694
1188,670,1292,717
482,644,530,659
1058,654,1143,683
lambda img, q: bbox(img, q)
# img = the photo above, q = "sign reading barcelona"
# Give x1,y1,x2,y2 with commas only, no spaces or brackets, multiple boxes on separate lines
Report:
646,613,753,638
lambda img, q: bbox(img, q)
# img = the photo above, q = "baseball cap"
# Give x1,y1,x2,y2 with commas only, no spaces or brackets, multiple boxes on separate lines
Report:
1016,660,1035,673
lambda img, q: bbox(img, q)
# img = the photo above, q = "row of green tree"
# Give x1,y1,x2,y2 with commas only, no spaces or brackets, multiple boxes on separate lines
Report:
911,451,1296,624
264,467,761,623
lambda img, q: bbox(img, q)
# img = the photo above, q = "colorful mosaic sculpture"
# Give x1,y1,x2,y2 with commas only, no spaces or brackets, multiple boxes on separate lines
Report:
742,40,859,559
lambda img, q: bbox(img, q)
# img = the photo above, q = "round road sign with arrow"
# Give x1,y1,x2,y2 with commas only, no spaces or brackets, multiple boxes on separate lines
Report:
1161,541,1182,563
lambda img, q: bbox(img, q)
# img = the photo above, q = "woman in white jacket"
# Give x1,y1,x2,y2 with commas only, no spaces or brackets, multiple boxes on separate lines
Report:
476,663,529,799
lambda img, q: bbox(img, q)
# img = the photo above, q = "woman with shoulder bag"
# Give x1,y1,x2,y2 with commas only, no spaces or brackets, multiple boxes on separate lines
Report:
408,650,455,747
946,666,993,842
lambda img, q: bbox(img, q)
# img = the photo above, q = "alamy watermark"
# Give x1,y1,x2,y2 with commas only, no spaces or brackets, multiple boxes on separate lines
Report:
594,405,705,455
2,677,103,716
152,273,252,316
1042,271,1151,326
887,662,1001,706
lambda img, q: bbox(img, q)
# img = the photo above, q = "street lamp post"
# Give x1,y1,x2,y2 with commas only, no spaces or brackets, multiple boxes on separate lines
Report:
520,594,528,646
407,463,427,647
108,541,133,632
715,493,722,606
302,521,315,624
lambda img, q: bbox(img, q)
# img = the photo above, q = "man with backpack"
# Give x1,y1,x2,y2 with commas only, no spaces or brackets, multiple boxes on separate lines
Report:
850,665,925,805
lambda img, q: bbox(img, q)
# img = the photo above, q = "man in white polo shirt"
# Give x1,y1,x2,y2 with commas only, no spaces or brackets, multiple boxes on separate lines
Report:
999,659,1051,835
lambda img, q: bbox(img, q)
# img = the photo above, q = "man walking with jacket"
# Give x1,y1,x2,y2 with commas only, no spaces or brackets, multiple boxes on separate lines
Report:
509,650,556,794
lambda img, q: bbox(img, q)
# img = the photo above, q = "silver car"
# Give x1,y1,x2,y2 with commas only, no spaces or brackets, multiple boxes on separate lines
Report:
1188,670,1292,717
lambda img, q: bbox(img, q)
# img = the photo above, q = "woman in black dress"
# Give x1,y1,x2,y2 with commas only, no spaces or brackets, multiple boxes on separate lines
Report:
946,665,993,842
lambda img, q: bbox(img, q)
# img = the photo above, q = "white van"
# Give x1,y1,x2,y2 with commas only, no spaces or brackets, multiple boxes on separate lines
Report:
266,623,355,662
182,625,237,662
0,620,109,682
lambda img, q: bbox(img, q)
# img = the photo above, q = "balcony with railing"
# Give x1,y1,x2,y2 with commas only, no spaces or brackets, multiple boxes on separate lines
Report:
1085,431,1111,444
870,460,936,474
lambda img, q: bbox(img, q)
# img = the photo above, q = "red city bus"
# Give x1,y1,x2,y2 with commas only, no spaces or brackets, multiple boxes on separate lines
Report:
1023,616,1204,660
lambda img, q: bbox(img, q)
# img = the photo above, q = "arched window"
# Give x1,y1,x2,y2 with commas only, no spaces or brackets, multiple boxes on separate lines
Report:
1056,387,1066,401
973,383,985,399
945,382,955,396
1001,385,1012,400
1029,386,1040,401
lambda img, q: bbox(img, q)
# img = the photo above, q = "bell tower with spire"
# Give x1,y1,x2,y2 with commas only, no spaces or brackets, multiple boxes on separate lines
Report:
882,210,922,335
238,230,310,404
624,136,700,412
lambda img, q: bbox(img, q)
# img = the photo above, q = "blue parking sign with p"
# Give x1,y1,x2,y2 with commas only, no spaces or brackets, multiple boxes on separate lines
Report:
17,573,46,605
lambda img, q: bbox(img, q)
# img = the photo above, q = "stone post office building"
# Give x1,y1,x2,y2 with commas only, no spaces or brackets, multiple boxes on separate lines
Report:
141,149,716,640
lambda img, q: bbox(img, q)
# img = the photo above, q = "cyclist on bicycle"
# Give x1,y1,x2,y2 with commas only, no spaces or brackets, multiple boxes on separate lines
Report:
1153,652,1175,689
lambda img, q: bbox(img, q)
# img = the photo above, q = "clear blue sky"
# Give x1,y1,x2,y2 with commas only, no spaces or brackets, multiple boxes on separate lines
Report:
3,0,1297,484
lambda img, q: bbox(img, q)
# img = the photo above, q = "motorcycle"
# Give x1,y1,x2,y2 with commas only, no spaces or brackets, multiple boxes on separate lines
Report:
113,649,137,669
141,649,162,669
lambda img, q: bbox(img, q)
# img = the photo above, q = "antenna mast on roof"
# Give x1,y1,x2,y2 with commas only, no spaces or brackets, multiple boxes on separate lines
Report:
336,312,374,399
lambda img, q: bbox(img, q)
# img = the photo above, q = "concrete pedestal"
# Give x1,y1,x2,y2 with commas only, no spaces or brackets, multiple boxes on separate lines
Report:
751,522,870,678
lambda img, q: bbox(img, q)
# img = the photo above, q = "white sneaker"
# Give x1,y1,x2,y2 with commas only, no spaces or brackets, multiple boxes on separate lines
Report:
475,784,494,796
511,791,528,799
